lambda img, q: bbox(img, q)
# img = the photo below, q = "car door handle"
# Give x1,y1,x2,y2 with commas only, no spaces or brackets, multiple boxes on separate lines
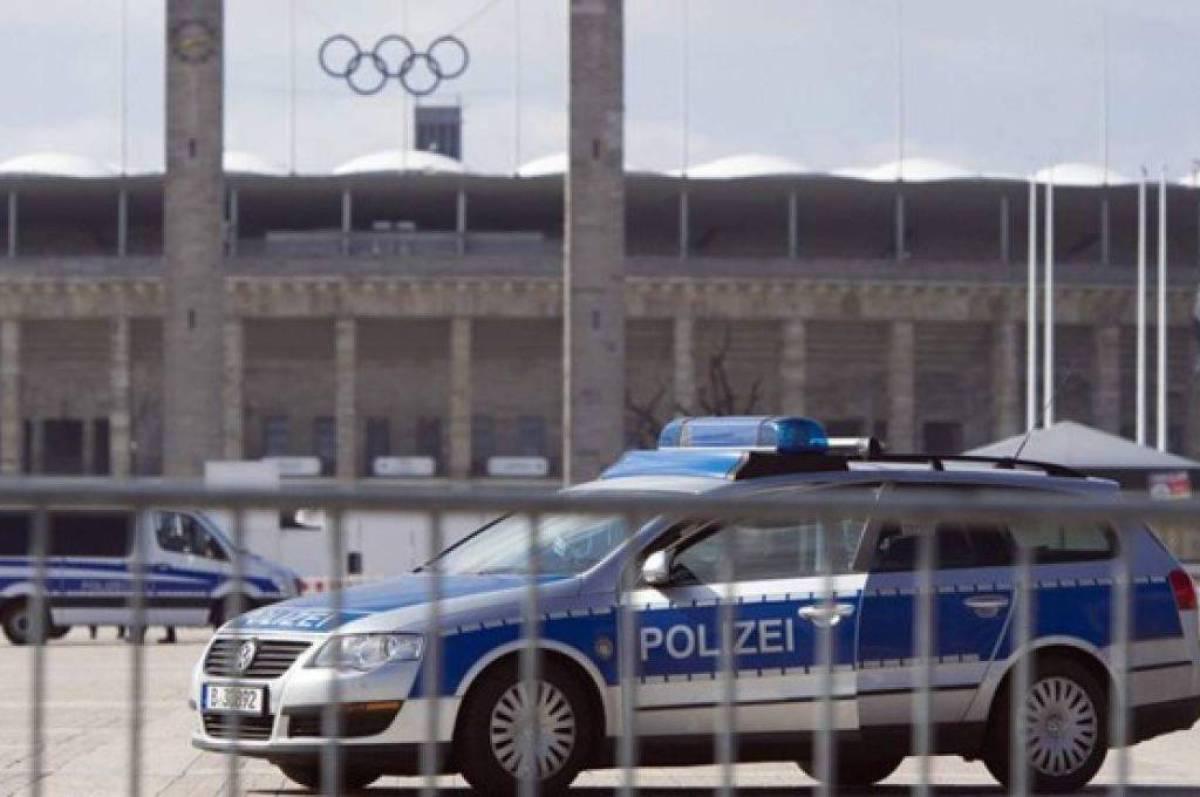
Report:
798,603,855,628
963,594,1010,618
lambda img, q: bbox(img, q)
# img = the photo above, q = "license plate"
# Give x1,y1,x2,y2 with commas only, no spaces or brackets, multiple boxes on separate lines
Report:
203,684,266,715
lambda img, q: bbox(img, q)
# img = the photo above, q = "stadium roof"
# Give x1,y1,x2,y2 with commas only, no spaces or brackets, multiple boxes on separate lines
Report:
0,152,118,178
332,148,466,176
834,156,977,183
224,150,287,176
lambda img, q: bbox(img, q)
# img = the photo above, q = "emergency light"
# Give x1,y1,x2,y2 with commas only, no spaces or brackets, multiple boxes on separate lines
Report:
657,416,830,455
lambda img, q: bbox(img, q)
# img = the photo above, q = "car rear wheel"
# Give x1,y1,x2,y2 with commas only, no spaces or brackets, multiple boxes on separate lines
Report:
983,655,1107,793
277,760,381,793
456,658,595,796
797,747,904,787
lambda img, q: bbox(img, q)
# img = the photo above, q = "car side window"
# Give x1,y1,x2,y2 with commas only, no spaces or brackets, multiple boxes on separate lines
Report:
155,512,189,554
156,512,228,561
668,515,870,586
183,515,228,561
1012,519,1116,564
870,521,1015,572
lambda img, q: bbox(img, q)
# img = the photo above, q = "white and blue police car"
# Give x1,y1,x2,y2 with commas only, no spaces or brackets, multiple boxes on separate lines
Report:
0,507,299,643
190,417,1200,793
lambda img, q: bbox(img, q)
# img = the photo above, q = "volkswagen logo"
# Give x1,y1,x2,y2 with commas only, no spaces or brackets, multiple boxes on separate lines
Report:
234,639,258,674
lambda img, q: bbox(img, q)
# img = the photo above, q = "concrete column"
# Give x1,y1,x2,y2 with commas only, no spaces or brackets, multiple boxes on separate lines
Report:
893,188,906,261
0,320,19,475
787,189,799,259
781,319,807,415
564,0,625,483
227,186,239,257
678,186,690,260
221,317,243,460
448,317,472,479
163,0,226,477
999,195,1011,264
340,188,352,256
117,187,129,257
455,187,468,256
887,321,916,451
110,317,132,478
672,316,696,413
991,322,1021,439
1093,324,1121,434
81,419,96,476
335,317,357,481
29,419,43,475
6,192,16,258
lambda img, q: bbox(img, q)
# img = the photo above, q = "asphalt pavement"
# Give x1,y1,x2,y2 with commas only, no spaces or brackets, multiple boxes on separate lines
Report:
0,629,1195,795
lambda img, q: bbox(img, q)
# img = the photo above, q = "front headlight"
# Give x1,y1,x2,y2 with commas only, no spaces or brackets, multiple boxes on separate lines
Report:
312,633,424,672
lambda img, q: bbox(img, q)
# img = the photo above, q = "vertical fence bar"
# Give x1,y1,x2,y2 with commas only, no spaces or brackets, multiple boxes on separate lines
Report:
321,509,346,796
716,519,736,797
225,507,246,795
1009,531,1034,796
913,516,935,797
617,512,640,797
519,512,542,797
29,506,47,797
420,511,445,796
127,503,144,797
814,512,836,797
1109,527,1131,797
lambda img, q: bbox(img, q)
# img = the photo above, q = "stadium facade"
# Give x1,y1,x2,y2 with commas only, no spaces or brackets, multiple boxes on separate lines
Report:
0,149,1195,480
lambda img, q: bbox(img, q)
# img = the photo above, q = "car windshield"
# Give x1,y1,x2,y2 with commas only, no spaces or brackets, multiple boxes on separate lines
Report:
426,513,632,576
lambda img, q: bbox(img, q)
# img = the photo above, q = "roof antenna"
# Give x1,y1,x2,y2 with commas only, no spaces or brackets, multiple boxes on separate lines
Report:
1012,368,1079,462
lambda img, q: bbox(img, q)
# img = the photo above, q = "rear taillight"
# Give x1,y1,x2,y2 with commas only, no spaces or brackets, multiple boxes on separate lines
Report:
1169,568,1197,612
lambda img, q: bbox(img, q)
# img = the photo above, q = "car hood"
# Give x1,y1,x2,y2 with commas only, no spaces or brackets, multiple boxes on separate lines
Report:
224,572,568,634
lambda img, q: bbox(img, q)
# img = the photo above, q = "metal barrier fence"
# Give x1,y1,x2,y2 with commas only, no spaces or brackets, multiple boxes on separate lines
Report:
9,479,1200,795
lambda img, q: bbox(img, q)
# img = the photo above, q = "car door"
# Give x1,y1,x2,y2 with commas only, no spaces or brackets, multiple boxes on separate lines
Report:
856,505,1017,731
626,510,871,738
149,511,227,626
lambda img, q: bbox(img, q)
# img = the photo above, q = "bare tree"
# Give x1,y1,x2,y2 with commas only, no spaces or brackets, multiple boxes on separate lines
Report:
625,326,764,448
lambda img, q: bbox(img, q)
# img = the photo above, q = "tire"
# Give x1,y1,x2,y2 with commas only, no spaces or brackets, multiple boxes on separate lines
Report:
456,658,596,796
797,746,904,787
982,655,1107,793
48,625,70,640
277,760,382,793
1,599,47,645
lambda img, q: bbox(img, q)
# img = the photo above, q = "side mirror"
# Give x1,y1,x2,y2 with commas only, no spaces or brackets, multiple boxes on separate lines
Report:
642,550,672,587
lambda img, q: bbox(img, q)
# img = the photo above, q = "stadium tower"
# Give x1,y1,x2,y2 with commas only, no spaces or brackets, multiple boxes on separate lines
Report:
564,0,626,482
163,0,226,477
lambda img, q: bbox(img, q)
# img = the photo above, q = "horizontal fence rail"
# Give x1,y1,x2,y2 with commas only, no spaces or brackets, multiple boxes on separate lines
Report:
10,478,1200,794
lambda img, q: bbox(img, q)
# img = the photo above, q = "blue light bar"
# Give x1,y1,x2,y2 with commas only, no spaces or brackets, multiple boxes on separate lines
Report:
657,416,829,455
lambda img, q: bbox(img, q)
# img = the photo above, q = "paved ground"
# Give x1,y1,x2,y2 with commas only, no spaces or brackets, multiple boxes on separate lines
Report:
0,629,1197,795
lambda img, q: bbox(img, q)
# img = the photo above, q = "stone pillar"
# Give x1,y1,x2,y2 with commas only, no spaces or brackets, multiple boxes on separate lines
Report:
29,419,43,475
81,420,96,476
221,317,243,460
335,317,357,481
781,319,807,415
0,320,19,475
564,0,625,484
6,192,16,258
991,322,1021,439
110,317,132,478
887,321,916,451
163,0,225,477
1093,325,1121,434
672,316,695,413
448,317,473,480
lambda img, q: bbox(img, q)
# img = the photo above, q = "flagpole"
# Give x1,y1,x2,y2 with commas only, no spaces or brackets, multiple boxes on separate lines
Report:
1157,166,1168,451
1043,172,1055,426
1026,176,1038,431
1136,170,1147,444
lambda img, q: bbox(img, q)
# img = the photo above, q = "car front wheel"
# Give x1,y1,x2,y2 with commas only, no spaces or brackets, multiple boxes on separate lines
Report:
983,655,1107,793
456,658,595,796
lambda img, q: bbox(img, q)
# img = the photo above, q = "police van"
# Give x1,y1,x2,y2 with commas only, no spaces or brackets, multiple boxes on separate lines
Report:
190,417,1200,793
0,507,300,643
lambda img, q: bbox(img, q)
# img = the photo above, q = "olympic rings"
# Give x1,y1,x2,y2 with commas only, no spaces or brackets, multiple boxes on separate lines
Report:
319,34,470,97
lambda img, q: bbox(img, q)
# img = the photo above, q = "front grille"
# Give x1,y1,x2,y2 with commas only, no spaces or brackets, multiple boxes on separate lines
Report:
203,713,275,741
204,638,312,679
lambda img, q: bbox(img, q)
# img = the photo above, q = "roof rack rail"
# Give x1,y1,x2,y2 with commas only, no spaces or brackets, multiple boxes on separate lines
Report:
868,453,1086,479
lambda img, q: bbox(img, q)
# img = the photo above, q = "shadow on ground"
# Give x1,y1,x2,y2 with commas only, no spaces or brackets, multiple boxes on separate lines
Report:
255,787,1200,796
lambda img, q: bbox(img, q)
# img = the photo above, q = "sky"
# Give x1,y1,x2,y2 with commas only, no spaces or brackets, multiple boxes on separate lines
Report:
3,0,1200,177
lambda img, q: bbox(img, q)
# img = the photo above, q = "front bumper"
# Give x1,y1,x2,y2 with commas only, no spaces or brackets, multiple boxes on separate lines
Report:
190,634,459,759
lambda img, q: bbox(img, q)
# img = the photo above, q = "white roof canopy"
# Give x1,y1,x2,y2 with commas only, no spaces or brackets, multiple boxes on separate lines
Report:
966,421,1199,469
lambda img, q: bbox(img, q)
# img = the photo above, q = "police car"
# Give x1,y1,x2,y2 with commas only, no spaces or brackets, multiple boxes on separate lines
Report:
0,507,299,642
190,417,1200,793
